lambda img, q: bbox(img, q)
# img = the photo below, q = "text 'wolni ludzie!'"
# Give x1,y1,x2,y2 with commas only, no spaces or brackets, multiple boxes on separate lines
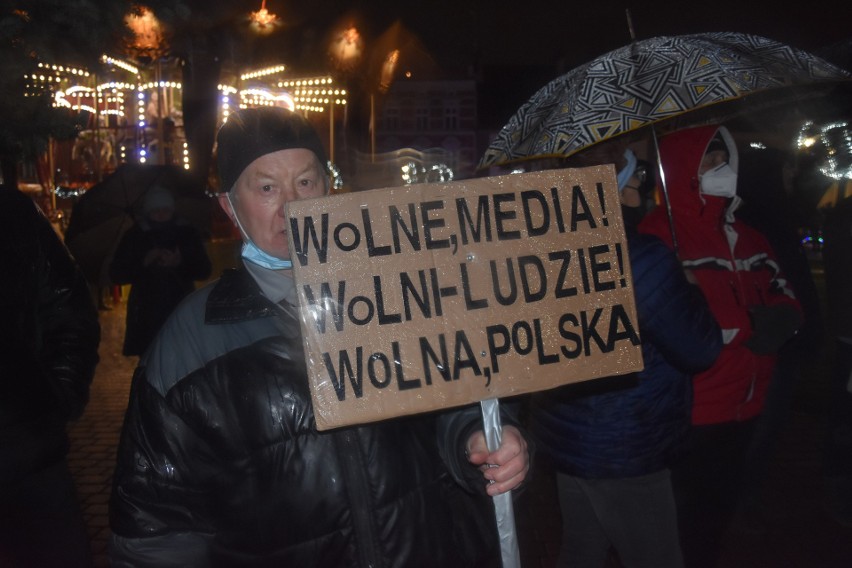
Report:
302,242,629,332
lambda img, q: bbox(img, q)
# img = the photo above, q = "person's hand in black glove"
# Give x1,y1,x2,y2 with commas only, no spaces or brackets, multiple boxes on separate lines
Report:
744,304,803,355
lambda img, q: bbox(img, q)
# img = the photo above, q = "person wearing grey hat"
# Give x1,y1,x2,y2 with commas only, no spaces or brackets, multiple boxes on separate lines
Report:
108,107,530,567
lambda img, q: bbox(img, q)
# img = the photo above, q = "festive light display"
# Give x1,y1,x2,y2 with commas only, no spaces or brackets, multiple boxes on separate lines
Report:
329,26,363,75
241,65,286,81
30,45,348,173
797,120,852,180
126,7,166,58
102,55,139,75
249,0,280,34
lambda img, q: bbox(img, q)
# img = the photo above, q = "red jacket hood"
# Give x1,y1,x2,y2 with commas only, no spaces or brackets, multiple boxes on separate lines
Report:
658,125,739,222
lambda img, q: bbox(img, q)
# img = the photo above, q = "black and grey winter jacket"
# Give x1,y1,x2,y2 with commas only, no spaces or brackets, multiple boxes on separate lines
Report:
109,267,503,567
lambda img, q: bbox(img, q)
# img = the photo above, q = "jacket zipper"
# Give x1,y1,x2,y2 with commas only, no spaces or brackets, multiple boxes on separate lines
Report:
333,428,381,568
725,224,757,413
272,302,382,565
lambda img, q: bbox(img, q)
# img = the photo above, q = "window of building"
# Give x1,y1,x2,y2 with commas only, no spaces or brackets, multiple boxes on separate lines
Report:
416,108,429,130
384,107,400,131
444,106,459,130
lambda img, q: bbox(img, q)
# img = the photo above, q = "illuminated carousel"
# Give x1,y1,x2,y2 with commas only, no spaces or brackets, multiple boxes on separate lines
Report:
35,56,347,184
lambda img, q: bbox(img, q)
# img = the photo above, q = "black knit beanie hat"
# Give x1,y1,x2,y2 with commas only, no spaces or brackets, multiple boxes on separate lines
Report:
216,107,328,193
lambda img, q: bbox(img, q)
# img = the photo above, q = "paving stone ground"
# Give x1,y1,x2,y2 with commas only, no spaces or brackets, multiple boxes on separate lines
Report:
67,302,137,568
67,262,852,568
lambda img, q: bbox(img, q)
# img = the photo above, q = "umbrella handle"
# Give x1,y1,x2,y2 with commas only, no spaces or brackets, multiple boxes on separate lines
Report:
625,9,637,41
480,398,521,568
651,126,680,259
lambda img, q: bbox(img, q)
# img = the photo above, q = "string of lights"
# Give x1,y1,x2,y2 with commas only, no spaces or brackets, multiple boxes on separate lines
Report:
30,55,348,170
797,120,852,180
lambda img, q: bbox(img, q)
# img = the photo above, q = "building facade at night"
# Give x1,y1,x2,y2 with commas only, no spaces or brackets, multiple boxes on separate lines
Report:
375,78,478,177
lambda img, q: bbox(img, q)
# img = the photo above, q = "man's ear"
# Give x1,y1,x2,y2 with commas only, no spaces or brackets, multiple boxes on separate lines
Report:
217,192,236,223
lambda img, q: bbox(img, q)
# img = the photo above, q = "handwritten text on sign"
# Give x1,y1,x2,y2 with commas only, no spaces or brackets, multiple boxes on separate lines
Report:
287,166,644,430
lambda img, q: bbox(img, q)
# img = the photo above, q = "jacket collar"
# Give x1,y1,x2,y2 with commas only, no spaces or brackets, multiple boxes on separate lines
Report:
205,268,279,324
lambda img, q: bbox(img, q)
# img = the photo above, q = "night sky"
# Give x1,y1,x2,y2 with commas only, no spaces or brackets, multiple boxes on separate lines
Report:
271,0,851,68
258,0,850,126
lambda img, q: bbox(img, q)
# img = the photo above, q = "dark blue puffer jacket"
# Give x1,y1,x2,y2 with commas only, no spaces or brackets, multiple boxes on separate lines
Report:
531,231,722,478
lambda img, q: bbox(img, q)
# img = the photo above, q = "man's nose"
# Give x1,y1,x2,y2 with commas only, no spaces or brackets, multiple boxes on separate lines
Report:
278,186,297,215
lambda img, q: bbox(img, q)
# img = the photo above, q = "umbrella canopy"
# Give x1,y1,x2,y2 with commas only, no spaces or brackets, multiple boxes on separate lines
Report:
64,164,212,290
479,32,852,170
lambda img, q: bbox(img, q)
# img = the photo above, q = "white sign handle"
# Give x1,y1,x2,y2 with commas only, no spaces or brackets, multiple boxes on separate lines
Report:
480,397,521,568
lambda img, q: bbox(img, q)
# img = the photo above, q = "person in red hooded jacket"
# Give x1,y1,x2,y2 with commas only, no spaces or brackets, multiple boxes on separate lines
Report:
639,124,802,568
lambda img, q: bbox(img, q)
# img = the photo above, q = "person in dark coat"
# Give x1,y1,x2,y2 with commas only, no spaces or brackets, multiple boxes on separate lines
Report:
108,107,530,567
822,193,852,527
0,186,101,568
109,185,212,356
731,147,825,532
530,139,723,568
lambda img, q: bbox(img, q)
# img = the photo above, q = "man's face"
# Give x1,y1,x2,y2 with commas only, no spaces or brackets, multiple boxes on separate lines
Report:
218,148,327,259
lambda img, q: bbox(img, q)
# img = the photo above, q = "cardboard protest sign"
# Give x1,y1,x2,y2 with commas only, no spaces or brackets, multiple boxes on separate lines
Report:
287,166,644,430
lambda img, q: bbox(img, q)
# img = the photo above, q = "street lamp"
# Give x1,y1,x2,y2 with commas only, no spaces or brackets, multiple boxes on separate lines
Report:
249,0,280,35
329,26,364,75
125,7,166,59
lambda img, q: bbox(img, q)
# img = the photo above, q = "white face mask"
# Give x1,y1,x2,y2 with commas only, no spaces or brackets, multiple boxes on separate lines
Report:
700,163,738,198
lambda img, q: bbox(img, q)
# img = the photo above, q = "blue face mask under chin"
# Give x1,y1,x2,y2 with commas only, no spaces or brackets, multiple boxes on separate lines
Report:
226,191,293,270
617,149,638,192
241,240,293,270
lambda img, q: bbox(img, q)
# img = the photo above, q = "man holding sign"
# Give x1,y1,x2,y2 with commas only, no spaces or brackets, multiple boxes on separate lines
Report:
108,107,529,567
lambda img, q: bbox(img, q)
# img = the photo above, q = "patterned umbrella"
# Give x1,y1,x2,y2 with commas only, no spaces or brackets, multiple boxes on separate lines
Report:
479,32,851,170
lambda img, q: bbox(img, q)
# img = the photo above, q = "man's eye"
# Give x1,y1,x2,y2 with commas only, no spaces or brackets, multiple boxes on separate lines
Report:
261,184,273,192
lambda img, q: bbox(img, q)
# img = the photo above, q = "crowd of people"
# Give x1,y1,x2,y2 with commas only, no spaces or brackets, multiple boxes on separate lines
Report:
1,103,849,567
